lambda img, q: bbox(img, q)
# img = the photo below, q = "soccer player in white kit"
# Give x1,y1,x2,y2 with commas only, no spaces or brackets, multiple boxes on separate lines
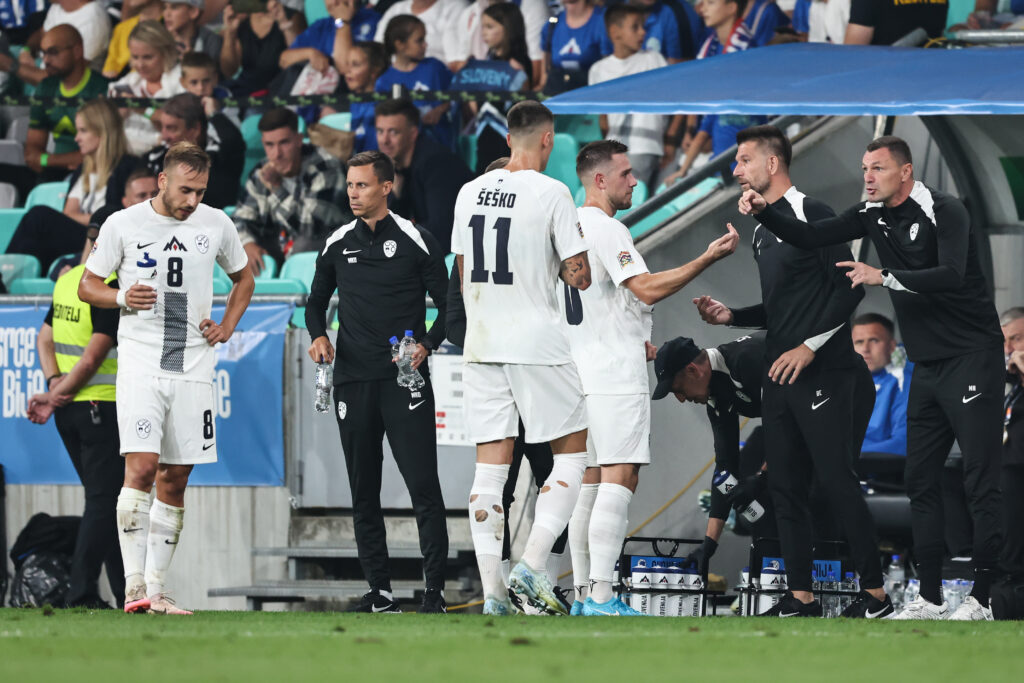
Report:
452,102,593,616
79,142,254,614
564,141,739,616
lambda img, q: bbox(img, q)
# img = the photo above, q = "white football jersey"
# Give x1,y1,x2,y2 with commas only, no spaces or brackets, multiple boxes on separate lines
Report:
451,169,587,364
86,200,248,382
563,206,653,395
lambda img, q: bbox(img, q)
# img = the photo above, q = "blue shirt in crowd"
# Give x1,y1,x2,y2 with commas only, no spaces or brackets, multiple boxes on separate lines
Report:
290,8,381,54
744,0,790,47
642,0,705,60
351,101,378,153
862,365,913,456
375,57,456,150
542,7,613,72
450,57,528,92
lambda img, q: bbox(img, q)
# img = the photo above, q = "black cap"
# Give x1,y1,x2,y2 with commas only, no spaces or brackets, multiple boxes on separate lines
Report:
88,205,120,230
652,336,703,400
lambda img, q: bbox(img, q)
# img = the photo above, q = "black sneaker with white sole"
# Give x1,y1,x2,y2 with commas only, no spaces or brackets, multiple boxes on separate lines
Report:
553,586,573,615
759,593,823,617
420,589,446,614
841,590,894,618
351,589,402,613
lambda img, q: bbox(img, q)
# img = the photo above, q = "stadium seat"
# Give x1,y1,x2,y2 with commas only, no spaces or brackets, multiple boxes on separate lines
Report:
319,112,351,131
614,180,649,220
253,277,306,294
0,181,17,208
555,115,603,145
543,133,581,196
444,252,455,275
260,254,277,278
0,207,26,252
47,252,78,279
241,115,263,151
279,251,318,292
425,306,437,331
9,277,54,294
223,205,235,216
458,135,477,173
304,0,328,24
628,177,722,240
0,253,42,285
213,268,232,294
25,181,69,211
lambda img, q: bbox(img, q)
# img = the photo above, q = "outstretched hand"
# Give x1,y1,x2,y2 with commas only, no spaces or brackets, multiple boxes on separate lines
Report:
738,189,767,215
836,261,883,288
705,223,740,262
692,295,733,325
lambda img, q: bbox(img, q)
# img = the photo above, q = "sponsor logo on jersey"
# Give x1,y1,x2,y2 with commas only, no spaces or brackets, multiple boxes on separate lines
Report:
617,251,634,268
164,236,188,252
384,240,397,258
135,418,152,439
559,38,582,56
195,234,210,253
337,401,347,420
909,223,919,241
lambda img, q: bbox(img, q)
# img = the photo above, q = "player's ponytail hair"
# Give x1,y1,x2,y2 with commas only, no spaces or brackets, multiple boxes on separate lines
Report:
383,15,426,61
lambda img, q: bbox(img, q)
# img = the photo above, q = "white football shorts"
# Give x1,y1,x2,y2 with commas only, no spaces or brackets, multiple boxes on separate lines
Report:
584,393,651,466
116,374,218,465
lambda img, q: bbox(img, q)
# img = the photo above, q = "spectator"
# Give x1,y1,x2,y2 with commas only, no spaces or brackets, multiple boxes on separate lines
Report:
743,0,791,46
5,98,140,274
0,0,47,47
102,0,163,79
852,312,911,456
233,107,351,273
541,0,613,95
42,0,111,67
375,0,468,63
376,15,456,150
0,25,107,203
220,0,303,96
108,19,187,155
162,0,224,67
144,93,244,209
632,0,704,62
374,98,472,251
589,4,670,190
179,51,231,118
664,0,764,185
801,0,851,44
1000,307,1024,586
281,0,379,73
844,0,949,44
445,0,549,84
1,19,98,87
343,41,389,153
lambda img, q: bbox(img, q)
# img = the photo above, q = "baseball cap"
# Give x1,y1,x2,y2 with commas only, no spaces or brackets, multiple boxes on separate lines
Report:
165,0,204,8
88,205,121,231
652,336,703,400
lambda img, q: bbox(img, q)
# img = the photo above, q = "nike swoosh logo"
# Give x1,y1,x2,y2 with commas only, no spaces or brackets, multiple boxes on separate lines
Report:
137,242,156,249
811,398,831,410
342,248,361,255
164,539,177,545
122,527,143,533
962,394,981,403
865,607,889,618
409,401,425,410
779,611,800,617
203,442,215,450
371,604,393,613
591,609,620,616
877,218,887,227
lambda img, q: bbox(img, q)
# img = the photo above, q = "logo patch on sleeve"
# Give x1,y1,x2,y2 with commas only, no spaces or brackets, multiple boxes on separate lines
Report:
577,222,584,239
618,251,634,268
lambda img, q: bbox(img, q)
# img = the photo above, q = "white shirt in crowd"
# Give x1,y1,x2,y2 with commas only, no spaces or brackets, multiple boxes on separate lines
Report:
68,172,104,215
445,0,549,64
588,50,668,157
564,206,652,395
809,0,851,44
44,1,111,63
86,200,249,383
375,0,470,63
110,65,186,155
451,168,587,365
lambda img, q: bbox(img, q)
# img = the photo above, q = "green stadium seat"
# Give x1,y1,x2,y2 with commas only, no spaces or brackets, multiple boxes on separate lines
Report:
319,112,351,131
543,133,581,196
425,306,438,331
213,268,232,294
458,135,477,173
279,251,318,292
304,0,328,24
25,181,69,211
9,277,54,294
628,177,722,240
555,115,603,145
260,254,277,278
0,253,42,285
223,205,235,216
0,207,26,252
444,252,455,276
253,277,307,295
241,115,262,151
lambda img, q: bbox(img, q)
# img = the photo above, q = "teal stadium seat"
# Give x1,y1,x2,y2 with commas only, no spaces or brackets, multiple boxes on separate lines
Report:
0,253,42,286
279,251,318,292
555,115,603,145
628,177,723,240
253,277,307,295
223,205,235,216
0,208,26,252
444,252,455,275
543,133,581,196
48,252,78,279
9,277,54,294
304,0,328,23
25,181,69,210
212,268,232,294
318,112,351,131
259,254,277,278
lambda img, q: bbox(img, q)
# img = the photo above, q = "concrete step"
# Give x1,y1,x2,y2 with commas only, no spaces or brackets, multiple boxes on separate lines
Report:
253,545,464,560
289,514,474,550
208,578,473,611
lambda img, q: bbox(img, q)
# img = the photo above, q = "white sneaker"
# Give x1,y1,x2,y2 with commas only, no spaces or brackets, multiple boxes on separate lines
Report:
888,595,949,620
947,595,993,621
148,594,193,615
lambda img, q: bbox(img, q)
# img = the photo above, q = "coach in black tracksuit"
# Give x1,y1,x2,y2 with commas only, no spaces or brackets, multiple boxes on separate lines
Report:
306,151,450,613
745,136,1004,617
697,125,885,617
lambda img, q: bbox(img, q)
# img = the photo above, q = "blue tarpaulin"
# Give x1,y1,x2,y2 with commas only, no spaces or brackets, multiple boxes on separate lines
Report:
545,44,1024,116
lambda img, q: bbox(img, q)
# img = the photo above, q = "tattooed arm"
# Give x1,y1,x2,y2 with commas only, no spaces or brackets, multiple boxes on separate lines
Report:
559,251,592,290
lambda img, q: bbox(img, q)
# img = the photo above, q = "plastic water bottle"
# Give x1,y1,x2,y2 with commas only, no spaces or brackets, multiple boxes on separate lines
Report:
712,470,764,522
393,331,425,390
823,571,839,618
841,572,858,611
136,252,158,320
314,361,332,414
887,555,905,610
942,580,958,611
811,571,821,594
904,578,920,605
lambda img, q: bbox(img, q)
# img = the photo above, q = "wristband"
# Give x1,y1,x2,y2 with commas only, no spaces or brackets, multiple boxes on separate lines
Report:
39,153,49,168
116,289,128,309
47,373,63,385
143,107,155,119
334,18,345,28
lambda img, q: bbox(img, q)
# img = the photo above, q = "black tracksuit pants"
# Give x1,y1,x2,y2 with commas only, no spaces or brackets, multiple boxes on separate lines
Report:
54,401,125,607
334,376,449,591
763,362,881,592
501,422,569,561
905,347,1003,601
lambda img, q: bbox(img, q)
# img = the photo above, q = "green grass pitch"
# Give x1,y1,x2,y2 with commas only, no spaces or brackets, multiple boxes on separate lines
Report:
1,609,1022,682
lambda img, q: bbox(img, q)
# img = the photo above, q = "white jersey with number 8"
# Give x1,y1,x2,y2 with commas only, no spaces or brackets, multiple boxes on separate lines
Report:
85,200,249,383
451,169,587,365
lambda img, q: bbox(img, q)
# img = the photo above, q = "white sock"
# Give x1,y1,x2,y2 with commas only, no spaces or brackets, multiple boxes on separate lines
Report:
501,559,511,588
546,549,565,586
145,499,184,599
116,487,151,591
469,463,510,599
521,452,588,572
589,483,632,603
569,482,599,602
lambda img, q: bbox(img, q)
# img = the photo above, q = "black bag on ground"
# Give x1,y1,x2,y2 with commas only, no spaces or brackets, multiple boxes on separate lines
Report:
8,512,80,607
990,577,1024,620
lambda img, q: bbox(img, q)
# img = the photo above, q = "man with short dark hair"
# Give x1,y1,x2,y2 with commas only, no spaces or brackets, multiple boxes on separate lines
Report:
852,312,911,457
375,98,473,251
233,107,350,273
306,150,450,614
79,141,254,615
741,134,1004,621
162,0,222,66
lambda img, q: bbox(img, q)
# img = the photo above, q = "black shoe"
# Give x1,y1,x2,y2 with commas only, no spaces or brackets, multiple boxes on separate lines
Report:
758,593,822,617
420,589,446,614
841,590,894,618
351,589,402,613
507,587,525,614
553,585,573,614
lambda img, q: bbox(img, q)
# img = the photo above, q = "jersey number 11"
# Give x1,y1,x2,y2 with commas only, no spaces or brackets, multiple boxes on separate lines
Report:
469,214,514,285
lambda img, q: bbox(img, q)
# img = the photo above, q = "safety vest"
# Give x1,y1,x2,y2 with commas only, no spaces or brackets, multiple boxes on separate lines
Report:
51,265,117,402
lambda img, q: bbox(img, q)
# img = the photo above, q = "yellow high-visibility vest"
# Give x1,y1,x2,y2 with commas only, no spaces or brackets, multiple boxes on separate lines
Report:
51,265,117,402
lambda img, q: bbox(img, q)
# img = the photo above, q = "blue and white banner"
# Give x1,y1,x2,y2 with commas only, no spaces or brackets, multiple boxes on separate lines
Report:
0,303,291,486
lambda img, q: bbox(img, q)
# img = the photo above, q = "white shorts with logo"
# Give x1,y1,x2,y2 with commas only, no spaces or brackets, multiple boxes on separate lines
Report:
585,393,651,466
462,362,587,444
116,374,217,465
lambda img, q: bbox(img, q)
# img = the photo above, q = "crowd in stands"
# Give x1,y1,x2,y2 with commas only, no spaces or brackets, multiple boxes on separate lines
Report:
1,0,1023,290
